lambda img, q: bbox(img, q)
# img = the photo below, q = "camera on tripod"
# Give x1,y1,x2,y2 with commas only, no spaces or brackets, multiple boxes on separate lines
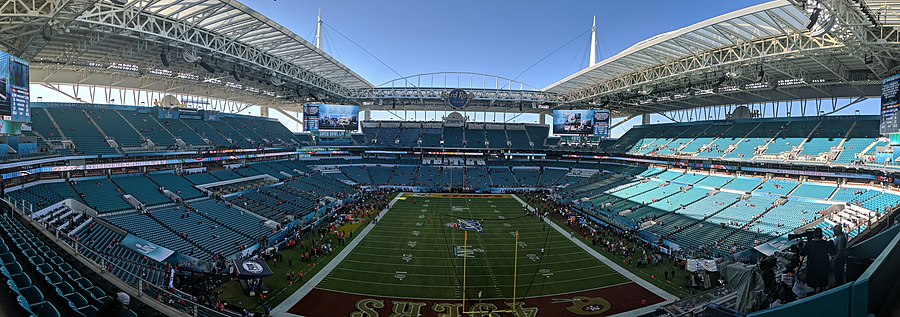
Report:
787,227,822,241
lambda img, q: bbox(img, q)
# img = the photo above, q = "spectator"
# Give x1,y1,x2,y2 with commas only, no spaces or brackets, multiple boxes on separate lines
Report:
97,292,130,316
799,229,836,292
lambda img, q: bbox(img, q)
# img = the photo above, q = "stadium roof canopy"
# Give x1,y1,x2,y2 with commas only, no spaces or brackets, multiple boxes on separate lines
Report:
543,0,900,117
0,0,371,108
142,0,372,91
1,0,898,117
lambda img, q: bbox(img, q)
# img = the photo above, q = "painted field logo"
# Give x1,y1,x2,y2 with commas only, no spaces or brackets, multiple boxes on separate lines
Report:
555,296,612,315
457,219,484,233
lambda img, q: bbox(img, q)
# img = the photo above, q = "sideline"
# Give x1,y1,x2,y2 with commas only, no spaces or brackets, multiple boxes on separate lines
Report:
271,192,405,316
510,194,679,304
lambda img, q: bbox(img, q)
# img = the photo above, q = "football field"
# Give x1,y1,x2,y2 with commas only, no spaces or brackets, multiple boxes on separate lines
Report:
316,193,629,300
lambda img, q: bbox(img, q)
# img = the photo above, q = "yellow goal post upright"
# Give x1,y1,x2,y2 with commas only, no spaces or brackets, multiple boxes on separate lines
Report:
460,230,519,316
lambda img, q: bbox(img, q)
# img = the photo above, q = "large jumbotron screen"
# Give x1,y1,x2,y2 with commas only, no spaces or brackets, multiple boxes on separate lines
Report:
880,73,900,135
0,50,30,125
552,109,595,135
303,104,360,132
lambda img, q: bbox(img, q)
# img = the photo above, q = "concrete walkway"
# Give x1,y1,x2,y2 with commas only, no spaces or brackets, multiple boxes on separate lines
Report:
510,194,679,304
272,193,405,316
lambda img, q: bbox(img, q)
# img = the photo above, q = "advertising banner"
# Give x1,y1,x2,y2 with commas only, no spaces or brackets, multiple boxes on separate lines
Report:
120,234,176,262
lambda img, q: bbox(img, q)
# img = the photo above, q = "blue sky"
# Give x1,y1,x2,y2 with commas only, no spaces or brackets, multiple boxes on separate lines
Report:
244,0,774,88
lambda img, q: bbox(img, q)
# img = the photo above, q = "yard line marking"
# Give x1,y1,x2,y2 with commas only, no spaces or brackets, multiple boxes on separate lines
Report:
272,193,405,316
511,194,679,302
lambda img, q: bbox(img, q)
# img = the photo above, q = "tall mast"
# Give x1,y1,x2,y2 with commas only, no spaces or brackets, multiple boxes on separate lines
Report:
590,15,598,66
315,9,323,49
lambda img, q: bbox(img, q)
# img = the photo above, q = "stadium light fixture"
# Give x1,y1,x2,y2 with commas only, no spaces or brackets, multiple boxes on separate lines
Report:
159,51,170,67
230,66,240,81
806,8,822,30
714,76,727,88
198,59,215,73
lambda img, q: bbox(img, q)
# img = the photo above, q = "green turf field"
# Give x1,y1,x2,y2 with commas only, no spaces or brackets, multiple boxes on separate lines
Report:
316,193,630,300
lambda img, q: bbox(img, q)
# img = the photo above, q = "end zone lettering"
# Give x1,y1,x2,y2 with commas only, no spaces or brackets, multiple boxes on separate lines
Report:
351,299,538,317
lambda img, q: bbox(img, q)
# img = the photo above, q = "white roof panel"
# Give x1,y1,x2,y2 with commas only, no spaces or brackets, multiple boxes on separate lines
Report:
544,0,809,94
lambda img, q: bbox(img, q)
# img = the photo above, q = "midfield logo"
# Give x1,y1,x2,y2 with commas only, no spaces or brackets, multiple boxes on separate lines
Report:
456,219,484,233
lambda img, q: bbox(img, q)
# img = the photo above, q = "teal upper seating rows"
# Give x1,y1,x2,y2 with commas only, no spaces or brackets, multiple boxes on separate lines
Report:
25,104,303,156
361,122,548,150
111,175,171,206
614,116,880,166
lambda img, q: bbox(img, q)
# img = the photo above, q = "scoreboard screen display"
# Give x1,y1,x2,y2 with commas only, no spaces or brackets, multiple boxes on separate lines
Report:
880,73,900,135
0,50,29,135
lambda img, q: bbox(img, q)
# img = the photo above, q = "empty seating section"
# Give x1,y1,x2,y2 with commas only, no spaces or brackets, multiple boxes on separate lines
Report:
489,167,518,187
695,175,732,188
754,200,827,236
763,137,805,155
527,126,547,149
397,128,421,147
368,166,393,184
181,120,231,146
466,167,492,189
388,166,419,185
485,129,508,148
106,213,199,257
798,138,840,157
84,109,144,148
120,110,177,147
112,175,171,206
376,128,400,146
207,120,253,148
538,169,568,186
46,108,119,155
831,187,879,204
672,173,706,184
723,177,762,192
73,179,131,213
754,179,798,196
28,108,62,140
860,192,900,214
189,200,269,239
6,182,80,210
443,127,464,147
153,206,247,257
0,216,101,317
637,187,711,222
158,118,207,146
506,129,530,149
420,129,442,147
148,173,204,200
210,169,243,181
464,128,486,148
184,172,220,185
341,166,372,184
653,170,683,181
73,222,168,288
514,168,541,187
27,104,307,156
445,168,465,187
790,183,836,200
835,138,876,164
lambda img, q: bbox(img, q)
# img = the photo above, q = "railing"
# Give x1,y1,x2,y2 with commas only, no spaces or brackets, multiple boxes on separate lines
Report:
5,198,238,317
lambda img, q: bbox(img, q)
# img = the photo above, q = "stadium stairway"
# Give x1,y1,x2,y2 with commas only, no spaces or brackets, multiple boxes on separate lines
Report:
143,212,215,258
